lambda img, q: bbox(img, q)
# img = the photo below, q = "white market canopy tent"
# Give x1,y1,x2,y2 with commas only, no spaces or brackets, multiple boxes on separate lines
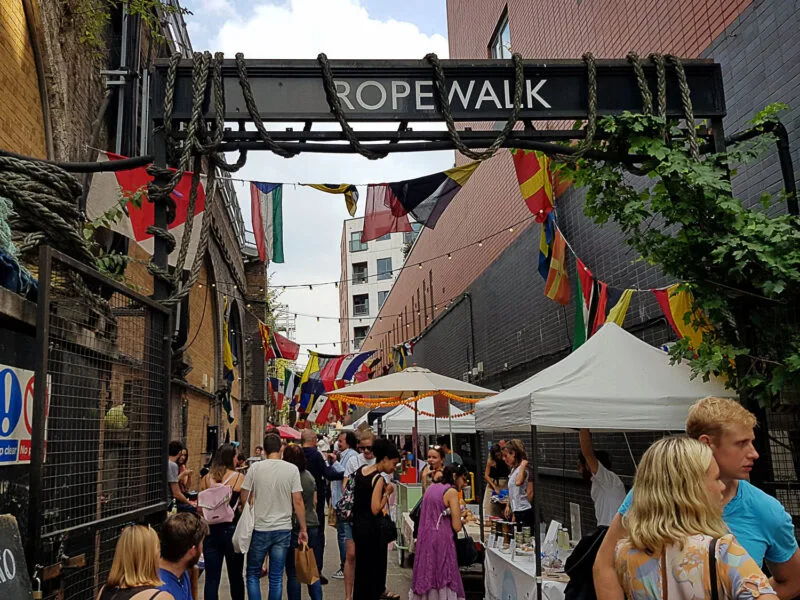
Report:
381,396,476,435
475,323,736,432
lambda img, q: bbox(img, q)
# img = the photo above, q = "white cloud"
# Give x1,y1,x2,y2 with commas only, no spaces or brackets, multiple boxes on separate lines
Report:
186,0,452,360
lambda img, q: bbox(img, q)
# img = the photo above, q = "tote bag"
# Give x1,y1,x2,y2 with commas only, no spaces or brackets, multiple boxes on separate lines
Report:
295,542,320,585
232,497,255,553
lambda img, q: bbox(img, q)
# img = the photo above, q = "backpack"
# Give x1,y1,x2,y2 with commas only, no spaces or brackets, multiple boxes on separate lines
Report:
335,473,357,522
198,472,239,524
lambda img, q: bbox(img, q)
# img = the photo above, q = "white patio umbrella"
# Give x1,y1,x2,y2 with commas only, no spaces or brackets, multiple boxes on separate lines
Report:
329,366,495,465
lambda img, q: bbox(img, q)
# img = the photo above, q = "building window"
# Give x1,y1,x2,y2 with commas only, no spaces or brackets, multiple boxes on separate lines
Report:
489,10,511,59
350,231,368,252
352,262,368,284
376,233,391,242
353,326,369,349
353,294,369,316
378,290,390,309
377,257,393,281
403,223,422,245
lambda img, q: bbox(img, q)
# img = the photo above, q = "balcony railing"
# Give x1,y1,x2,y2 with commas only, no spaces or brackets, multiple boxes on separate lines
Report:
349,240,368,252
353,304,369,316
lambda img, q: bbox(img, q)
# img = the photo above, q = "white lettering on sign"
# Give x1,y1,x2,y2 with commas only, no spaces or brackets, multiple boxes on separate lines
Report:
391,81,410,110
330,78,551,112
475,80,502,109
448,80,475,109
415,81,435,110
527,79,551,108
503,80,514,109
355,81,387,110
334,81,355,111
2,548,14,582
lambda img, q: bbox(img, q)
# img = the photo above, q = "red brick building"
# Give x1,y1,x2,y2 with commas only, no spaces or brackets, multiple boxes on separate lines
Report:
361,0,800,533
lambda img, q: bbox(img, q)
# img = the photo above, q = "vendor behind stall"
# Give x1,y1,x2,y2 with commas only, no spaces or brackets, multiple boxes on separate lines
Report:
578,429,626,527
483,442,509,517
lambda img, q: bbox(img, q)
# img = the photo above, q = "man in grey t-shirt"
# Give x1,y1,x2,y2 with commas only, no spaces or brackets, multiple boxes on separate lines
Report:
168,440,194,511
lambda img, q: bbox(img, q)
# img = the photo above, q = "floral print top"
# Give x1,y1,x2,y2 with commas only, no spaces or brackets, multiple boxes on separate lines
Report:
616,533,776,600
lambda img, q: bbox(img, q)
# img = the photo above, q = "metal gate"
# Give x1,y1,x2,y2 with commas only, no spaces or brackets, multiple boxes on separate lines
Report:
29,247,171,600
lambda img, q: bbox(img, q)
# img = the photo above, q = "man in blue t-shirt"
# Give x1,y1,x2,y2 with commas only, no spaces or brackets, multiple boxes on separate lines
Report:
594,397,800,600
159,513,209,600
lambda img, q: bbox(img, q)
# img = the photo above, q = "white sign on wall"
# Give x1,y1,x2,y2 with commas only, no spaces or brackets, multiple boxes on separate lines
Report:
0,366,48,466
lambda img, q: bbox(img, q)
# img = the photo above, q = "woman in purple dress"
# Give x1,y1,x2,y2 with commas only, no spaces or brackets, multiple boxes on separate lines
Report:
409,464,470,600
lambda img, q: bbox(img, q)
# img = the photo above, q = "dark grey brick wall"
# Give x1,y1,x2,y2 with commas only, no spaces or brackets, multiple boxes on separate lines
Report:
415,0,800,536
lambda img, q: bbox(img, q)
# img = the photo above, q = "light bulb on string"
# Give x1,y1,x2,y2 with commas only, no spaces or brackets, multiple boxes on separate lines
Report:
418,263,423,269
308,285,313,290
478,241,483,247
509,227,514,233
316,317,320,322
447,254,452,260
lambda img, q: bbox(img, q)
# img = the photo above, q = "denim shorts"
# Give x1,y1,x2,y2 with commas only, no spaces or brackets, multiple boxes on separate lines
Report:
338,520,353,541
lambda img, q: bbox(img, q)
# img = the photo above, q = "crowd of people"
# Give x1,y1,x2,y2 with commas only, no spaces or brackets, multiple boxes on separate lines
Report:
97,395,799,600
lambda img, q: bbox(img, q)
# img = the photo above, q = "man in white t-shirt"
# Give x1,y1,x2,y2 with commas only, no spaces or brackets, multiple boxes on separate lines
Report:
240,433,307,600
578,429,626,528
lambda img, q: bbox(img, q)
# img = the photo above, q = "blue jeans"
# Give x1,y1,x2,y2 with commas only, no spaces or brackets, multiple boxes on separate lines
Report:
285,528,322,600
335,520,351,569
246,529,291,600
203,523,244,600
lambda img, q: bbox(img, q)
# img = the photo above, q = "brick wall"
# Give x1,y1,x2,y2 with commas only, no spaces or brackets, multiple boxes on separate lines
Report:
363,0,800,533
0,1,47,157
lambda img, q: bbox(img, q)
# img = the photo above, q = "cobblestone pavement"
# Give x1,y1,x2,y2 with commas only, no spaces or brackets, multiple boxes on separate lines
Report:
197,523,412,599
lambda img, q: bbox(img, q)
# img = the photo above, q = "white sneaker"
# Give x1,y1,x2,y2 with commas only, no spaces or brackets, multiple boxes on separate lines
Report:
332,569,344,579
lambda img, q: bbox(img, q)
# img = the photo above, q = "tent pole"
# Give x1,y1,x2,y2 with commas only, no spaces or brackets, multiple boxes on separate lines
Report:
413,391,419,482
531,423,543,600
477,431,485,543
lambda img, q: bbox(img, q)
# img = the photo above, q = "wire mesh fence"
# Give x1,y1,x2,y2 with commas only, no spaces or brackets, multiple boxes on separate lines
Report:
33,248,170,600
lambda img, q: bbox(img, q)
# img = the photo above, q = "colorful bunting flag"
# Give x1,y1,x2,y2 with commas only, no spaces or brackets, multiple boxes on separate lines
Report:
85,152,206,269
307,395,334,425
284,369,299,407
538,212,556,281
258,321,300,361
511,149,554,222
221,298,236,423
573,257,599,350
388,162,480,227
591,283,634,334
362,163,479,243
250,182,284,263
303,184,359,217
392,341,414,372
298,352,338,412
652,284,710,350
544,226,570,305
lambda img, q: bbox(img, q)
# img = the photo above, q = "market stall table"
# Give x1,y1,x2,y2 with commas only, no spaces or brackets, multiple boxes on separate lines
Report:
485,547,568,600
400,512,484,557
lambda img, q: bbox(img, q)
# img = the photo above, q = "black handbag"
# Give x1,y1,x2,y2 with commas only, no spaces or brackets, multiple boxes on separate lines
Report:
409,497,423,538
380,513,398,544
454,528,478,567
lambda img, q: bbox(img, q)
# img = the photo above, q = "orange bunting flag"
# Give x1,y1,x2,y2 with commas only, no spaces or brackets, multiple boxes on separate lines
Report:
511,149,554,222
544,227,571,305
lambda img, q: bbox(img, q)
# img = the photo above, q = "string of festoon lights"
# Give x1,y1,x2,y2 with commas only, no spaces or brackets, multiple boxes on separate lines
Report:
192,277,482,349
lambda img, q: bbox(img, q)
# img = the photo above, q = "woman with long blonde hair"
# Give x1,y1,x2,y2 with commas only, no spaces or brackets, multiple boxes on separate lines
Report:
616,436,776,600
97,525,173,600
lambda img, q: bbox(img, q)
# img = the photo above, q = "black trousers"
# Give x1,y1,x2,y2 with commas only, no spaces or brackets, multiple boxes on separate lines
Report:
353,524,388,600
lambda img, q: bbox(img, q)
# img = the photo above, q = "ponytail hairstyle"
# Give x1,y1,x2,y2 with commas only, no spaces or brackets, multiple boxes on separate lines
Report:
440,463,469,486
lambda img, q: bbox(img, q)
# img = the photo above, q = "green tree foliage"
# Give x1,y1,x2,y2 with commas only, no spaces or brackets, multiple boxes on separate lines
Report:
557,105,800,407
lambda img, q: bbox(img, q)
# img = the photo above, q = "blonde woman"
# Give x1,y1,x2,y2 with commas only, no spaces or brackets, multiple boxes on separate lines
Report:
503,439,534,531
616,436,777,600
97,525,173,600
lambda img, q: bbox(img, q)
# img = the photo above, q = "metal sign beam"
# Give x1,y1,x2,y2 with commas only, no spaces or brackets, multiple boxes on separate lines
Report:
152,57,725,123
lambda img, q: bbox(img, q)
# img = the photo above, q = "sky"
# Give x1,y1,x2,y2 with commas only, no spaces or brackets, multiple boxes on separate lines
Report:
182,0,452,368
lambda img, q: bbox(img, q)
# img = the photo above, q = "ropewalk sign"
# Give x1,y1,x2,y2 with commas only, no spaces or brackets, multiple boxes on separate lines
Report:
154,58,725,123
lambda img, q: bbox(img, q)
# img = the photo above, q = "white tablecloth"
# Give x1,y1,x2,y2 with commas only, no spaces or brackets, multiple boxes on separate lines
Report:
485,547,567,600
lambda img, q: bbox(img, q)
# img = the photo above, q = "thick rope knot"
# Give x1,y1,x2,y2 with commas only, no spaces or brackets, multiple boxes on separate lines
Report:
0,155,97,265
424,51,525,161
666,54,700,159
317,53,388,160
144,165,178,223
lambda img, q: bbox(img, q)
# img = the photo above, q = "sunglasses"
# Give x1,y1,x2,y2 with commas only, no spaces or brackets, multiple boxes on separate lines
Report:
359,445,374,451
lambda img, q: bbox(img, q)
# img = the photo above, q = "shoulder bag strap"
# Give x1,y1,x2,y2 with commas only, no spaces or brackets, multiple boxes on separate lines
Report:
709,538,719,600
148,591,163,600
222,471,238,486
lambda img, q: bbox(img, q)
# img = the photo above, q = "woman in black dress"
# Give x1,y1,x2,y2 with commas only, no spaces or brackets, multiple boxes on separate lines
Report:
352,438,401,600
